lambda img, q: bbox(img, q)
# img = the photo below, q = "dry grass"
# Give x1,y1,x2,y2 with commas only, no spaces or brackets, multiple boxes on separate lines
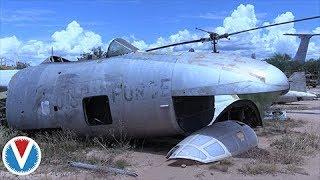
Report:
285,164,308,175
240,118,313,166
114,159,131,169
238,118,319,175
0,126,27,170
271,149,304,165
256,118,303,136
0,126,26,149
271,132,320,155
238,161,278,175
209,159,234,172
256,120,319,166
33,130,92,163
194,170,206,178
238,147,304,166
262,132,320,166
0,125,133,174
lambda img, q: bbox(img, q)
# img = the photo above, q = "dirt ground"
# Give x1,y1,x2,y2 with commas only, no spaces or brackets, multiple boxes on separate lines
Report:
0,99,319,180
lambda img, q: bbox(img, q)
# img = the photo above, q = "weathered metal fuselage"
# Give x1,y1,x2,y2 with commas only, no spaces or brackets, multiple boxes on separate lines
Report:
6,52,289,137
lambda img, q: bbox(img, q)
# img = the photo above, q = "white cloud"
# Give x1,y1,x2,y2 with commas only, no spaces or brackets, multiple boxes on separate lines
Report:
307,26,320,58
51,21,102,55
0,21,103,64
1,4,319,65
0,36,21,55
260,12,297,54
133,4,319,60
216,4,258,34
132,29,206,52
313,27,320,34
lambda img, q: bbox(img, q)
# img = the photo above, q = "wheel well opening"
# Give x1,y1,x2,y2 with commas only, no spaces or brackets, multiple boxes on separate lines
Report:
215,100,262,127
173,96,215,134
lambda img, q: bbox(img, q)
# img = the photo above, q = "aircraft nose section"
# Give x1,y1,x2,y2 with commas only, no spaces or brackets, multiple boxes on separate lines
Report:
172,54,289,96
239,61,290,94
262,63,289,94
206,60,290,95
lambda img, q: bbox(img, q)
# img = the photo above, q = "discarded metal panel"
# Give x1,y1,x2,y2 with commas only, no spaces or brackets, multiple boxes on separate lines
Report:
211,95,239,123
276,90,316,103
167,121,258,163
264,110,288,121
276,71,316,104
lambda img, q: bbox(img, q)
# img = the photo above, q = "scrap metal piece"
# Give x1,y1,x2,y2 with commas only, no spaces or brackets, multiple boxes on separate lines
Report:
276,71,317,103
68,161,138,177
167,120,258,163
264,109,288,121
276,90,316,103
211,95,239,124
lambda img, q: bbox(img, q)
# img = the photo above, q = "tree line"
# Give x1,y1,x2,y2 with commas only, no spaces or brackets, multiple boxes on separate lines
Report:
265,53,320,77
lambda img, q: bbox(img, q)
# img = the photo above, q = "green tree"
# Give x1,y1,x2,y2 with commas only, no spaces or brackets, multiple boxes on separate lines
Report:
303,59,320,75
265,53,313,76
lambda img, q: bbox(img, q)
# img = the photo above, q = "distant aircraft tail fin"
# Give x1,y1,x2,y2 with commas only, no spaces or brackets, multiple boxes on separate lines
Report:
284,33,320,62
288,71,306,92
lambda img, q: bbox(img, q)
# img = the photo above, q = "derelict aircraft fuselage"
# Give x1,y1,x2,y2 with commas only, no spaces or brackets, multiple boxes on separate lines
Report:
6,46,288,137
3,16,319,163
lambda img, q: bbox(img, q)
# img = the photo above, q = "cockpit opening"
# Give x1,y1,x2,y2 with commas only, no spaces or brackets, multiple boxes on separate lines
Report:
83,95,113,126
42,56,71,63
106,38,139,58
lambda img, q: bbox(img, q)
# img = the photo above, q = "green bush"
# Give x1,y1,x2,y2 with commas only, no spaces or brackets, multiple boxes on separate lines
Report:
265,53,320,76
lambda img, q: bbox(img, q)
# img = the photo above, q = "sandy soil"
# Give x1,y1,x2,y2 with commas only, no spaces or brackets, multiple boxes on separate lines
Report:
119,99,320,180
0,99,319,180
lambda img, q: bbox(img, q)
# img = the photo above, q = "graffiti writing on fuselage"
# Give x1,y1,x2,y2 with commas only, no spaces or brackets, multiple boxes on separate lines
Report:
55,74,171,107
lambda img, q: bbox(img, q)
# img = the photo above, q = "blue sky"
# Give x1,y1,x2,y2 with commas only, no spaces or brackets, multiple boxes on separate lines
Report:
0,0,319,64
1,0,319,42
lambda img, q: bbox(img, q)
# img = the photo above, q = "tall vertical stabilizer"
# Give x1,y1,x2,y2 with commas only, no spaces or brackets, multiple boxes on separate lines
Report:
284,33,320,62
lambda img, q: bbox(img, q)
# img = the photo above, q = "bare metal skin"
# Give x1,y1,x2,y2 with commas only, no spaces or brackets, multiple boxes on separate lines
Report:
6,51,289,137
